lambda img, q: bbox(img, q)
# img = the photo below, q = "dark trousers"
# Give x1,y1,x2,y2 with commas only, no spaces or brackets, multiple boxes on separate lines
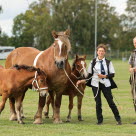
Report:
92,83,121,123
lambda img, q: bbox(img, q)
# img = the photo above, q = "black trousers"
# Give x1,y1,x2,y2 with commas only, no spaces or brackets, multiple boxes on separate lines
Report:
92,83,121,123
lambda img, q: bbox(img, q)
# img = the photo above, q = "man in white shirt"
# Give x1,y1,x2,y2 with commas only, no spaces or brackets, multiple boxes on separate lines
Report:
77,44,121,125
129,37,136,72
128,37,136,124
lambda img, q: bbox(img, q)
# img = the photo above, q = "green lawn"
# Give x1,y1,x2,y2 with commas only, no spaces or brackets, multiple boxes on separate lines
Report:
0,59,136,136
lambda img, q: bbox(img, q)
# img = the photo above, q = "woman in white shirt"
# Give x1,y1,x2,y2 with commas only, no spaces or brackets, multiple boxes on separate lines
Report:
76,44,121,125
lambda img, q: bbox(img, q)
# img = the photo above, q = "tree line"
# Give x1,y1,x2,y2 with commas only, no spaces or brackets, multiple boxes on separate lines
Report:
0,0,135,55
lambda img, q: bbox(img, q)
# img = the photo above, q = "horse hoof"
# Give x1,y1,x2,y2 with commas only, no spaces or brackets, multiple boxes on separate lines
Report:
44,112,49,118
65,120,71,123
9,116,17,121
21,116,26,119
33,118,43,124
18,121,25,124
53,119,63,124
78,116,83,121
78,119,84,121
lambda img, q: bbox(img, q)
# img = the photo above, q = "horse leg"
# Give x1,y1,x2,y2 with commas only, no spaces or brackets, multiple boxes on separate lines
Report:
20,103,24,119
20,92,26,119
66,95,74,122
77,95,84,121
0,93,8,114
33,94,46,124
44,95,51,118
44,90,54,118
15,95,24,124
49,91,55,118
51,94,55,119
53,93,62,124
9,97,17,121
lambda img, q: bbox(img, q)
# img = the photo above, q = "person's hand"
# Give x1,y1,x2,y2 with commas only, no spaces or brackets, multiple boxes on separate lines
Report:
98,74,107,79
76,80,86,87
129,68,135,73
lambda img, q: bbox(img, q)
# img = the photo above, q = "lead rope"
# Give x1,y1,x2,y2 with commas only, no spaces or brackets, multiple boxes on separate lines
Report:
63,68,99,99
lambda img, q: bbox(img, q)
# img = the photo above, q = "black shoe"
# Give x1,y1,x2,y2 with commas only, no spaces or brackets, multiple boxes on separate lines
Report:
132,122,136,124
97,122,103,125
117,120,122,125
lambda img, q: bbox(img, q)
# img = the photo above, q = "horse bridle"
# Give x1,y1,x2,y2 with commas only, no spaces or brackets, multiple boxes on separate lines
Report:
32,71,48,91
72,63,86,79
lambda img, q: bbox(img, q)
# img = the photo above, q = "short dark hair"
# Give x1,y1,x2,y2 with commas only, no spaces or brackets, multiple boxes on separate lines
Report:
96,44,107,52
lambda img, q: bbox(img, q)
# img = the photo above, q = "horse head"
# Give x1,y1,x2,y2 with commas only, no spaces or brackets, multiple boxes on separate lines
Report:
72,55,88,79
32,68,49,97
52,29,71,69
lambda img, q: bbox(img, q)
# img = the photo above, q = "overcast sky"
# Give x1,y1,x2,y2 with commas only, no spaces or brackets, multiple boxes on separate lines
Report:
0,0,127,36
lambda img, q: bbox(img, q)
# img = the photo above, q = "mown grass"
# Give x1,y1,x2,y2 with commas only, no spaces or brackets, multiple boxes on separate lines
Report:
0,59,136,136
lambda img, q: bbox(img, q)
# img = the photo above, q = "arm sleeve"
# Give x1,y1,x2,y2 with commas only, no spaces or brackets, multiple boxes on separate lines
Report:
87,61,92,74
85,61,93,80
128,55,132,65
106,61,115,78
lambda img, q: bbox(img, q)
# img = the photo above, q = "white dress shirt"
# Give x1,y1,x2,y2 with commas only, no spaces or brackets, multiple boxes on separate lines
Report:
87,57,115,87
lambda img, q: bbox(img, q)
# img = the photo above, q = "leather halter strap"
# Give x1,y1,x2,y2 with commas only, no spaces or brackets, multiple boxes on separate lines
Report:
32,71,48,91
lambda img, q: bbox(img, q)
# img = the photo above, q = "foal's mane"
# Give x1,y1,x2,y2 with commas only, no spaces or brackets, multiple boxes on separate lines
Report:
72,57,85,71
13,64,45,75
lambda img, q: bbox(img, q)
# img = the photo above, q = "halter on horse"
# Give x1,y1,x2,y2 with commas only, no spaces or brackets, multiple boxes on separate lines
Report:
5,29,71,124
0,64,48,124
44,55,87,122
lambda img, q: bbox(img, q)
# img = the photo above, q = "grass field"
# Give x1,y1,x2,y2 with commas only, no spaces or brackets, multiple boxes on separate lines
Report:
0,59,136,136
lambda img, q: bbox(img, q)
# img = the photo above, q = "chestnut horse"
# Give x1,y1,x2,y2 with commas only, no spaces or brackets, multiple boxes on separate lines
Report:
0,64,48,124
5,29,71,124
44,55,87,122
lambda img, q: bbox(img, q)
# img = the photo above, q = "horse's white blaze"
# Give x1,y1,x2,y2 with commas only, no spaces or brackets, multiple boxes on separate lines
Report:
81,61,88,78
57,39,63,56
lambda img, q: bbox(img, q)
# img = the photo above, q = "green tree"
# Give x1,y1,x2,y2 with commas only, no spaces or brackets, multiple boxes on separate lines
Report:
119,0,136,51
52,0,122,54
12,1,53,49
12,0,123,54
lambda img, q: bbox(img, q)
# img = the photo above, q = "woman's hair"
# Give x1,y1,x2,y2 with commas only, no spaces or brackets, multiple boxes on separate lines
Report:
96,44,107,52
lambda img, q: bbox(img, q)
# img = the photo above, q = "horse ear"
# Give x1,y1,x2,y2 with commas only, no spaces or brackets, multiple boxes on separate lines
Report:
52,30,58,38
84,55,86,59
76,54,78,60
64,29,70,36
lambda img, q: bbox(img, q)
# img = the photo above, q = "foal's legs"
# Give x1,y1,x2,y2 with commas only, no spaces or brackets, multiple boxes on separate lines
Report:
77,95,84,121
0,93,8,114
9,97,17,121
15,95,24,124
44,95,51,118
66,95,74,122
20,92,26,119
33,94,46,124
44,91,55,118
